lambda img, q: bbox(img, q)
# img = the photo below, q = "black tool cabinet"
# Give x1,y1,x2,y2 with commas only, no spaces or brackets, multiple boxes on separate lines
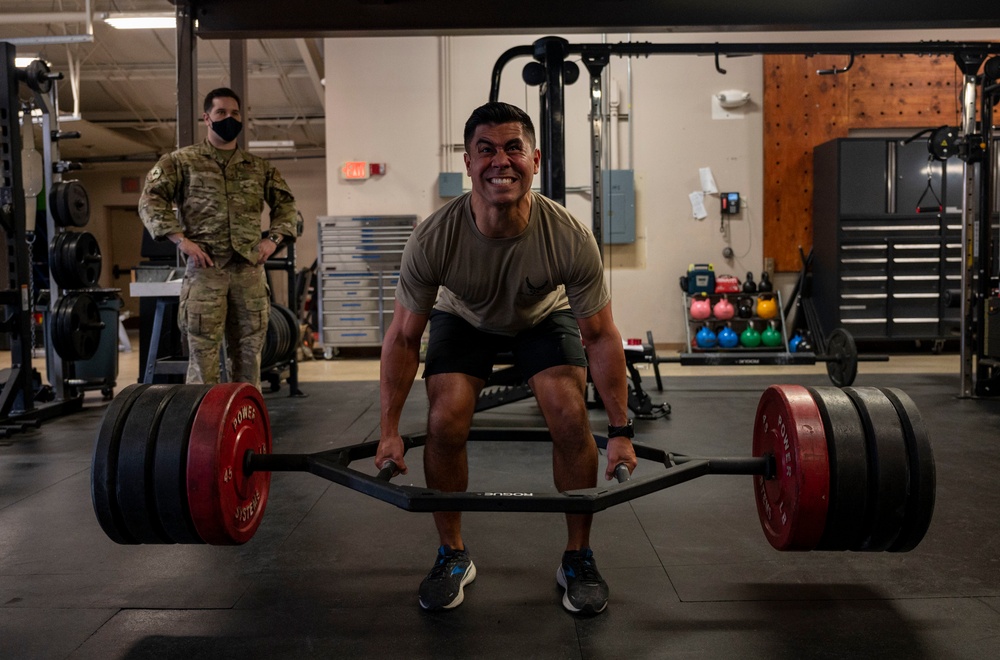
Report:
812,137,999,343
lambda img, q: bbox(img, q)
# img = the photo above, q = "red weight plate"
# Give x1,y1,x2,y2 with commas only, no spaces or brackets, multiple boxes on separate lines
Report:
752,384,830,551
187,383,272,545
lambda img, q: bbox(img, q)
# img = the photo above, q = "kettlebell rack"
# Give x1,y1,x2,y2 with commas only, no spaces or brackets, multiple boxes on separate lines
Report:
648,290,867,387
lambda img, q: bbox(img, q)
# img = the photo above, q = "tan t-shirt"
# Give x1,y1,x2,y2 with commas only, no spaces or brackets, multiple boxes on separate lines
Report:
395,192,610,336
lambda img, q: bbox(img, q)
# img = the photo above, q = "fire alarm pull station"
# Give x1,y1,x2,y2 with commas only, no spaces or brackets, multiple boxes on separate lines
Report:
721,192,740,214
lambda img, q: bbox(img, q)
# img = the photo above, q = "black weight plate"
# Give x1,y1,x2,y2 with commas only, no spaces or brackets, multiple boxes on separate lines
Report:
50,296,76,360
826,328,858,387
48,232,72,289
271,304,288,367
152,384,214,544
25,59,52,94
51,180,90,228
91,384,151,544
807,387,869,551
116,386,180,544
843,387,910,551
56,293,102,361
879,388,936,552
72,231,102,287
275,303,300,364
263,305,280,368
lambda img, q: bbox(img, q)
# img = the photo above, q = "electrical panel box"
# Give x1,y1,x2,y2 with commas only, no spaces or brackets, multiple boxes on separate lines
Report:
438,172,464,198
602,169,636,244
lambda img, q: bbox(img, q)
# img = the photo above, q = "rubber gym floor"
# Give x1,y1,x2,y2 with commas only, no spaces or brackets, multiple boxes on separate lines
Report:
1,364,999,659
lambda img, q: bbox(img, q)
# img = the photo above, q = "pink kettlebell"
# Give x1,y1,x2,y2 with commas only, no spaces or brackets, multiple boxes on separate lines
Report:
712,296,735,320
690,294,712,320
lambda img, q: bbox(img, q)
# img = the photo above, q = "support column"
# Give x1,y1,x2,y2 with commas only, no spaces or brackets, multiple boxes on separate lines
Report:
176,4,197,148
229,39,248,150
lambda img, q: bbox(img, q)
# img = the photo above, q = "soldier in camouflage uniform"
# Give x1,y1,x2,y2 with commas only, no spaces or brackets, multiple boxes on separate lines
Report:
139,87,297,389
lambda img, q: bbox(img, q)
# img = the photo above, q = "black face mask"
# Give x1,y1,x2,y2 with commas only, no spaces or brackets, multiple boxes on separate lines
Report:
210,116,242,143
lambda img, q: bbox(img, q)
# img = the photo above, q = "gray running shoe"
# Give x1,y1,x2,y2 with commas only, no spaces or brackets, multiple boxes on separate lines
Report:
418,545,476,610
556,548,609,614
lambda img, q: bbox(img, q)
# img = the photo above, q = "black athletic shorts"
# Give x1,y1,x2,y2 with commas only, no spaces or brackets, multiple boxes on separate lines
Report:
423,309,588,382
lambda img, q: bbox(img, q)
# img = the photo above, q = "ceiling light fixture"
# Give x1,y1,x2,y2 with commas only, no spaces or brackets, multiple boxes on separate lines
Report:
249,140,296,152
15,56,40,68
99,12,176,30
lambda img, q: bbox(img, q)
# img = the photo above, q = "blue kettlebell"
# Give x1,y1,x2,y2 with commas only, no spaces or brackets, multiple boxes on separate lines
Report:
789,333,804,353
718,324,739,348
695,324,718,349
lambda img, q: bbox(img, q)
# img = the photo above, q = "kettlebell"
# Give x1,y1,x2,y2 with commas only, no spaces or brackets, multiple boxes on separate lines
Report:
712,295,735,321
742,271,757,293
695,324,718,349
756,293,778,320
690,294,712,320
761,321,783,347
758,271,773,293
789,333,804,353
737,296,754,319
718,323,739,348
740,322,761,348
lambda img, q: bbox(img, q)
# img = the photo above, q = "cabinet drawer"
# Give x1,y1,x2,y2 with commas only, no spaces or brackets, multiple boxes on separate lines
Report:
889,319,941,337
841,220,940,234
320,274,399,288
322,298,383,312
891,293,940,317
891,275,942,294
839,319,888,338
839,297,886,319
323,328,383,344
323,312,382,327
839,275,888,294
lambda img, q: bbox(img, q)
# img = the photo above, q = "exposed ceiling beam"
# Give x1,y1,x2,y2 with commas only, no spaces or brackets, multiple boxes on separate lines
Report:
294,38,325,109
182,0,1000,38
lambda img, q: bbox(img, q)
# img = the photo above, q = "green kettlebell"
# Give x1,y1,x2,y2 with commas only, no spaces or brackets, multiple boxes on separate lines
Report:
740,323,761,348
761,322,783,347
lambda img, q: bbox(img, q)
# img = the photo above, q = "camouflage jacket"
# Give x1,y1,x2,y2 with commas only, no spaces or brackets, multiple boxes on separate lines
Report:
138,140,297,267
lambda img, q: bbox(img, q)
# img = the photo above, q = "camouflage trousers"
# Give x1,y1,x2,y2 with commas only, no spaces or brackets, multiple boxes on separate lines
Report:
178,260,269,389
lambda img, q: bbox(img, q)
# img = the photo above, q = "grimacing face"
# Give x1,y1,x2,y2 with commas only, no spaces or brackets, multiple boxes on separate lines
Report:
464,122,540,208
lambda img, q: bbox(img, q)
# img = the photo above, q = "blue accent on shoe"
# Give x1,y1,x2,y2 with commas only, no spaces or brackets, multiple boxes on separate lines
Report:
418,546,476,611
557,548,608,615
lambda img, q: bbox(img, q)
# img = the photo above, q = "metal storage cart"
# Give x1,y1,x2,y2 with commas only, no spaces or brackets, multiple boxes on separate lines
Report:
316,215,416,357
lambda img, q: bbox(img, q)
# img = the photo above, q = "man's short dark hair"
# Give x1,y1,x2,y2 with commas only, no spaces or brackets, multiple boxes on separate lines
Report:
463,102,536,152
204,87,242,113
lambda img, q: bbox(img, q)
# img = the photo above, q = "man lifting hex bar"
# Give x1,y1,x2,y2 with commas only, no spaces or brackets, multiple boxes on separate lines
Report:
375,101,637,615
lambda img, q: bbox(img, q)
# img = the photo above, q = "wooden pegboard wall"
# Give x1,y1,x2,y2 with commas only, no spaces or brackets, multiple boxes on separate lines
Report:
763,53,961,271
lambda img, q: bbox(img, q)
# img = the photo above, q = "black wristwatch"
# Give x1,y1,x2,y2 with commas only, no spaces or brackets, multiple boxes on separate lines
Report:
607,419,634,439
267,233,283,245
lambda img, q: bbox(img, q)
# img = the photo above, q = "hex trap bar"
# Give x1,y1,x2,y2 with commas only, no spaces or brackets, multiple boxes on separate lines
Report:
245,428,775,514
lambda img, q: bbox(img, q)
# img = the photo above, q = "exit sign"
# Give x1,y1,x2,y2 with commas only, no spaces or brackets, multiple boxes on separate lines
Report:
341,161,369,180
